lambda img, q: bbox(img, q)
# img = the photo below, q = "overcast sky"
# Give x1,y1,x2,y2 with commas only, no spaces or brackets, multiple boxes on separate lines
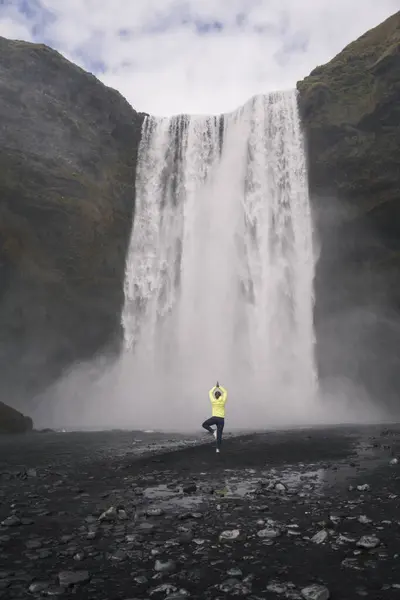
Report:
0,1,398,116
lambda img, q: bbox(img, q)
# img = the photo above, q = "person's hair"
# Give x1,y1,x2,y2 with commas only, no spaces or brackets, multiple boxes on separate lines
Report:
215,390,222,399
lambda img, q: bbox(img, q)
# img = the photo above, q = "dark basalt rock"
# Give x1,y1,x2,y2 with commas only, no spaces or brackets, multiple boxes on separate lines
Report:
0,36,146,404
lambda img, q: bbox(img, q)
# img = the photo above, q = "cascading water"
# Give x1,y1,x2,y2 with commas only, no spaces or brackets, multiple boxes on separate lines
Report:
122,90,318,430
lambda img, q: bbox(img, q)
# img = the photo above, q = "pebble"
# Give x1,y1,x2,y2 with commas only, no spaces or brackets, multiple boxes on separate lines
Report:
356,535,380,549
58,570,90,587
219,529,241,541
301,584,330,600
311,530,328,544
154,559,176,573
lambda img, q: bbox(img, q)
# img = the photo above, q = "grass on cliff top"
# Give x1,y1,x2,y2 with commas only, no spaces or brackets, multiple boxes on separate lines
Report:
297,11,400,125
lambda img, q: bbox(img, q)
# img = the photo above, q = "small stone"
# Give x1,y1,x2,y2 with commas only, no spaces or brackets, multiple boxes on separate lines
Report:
390,458,398,465
154,559,176,573
228,568,243,577
275,482,287,492
220,578,252,594
28,582,50,593
58,570,90,587
257,528,280,539
356,535,380,549
219,529,241,541
341,558,362,570
182,483,197,494
150,583,178,596
99,507,117,522
46,586,66,596
301,583,330,600
356,484,370,492
1,515,21,527
146,508,164,517
27,468,37,477
311,530,328,544
118,509,128,521
358,515,372,524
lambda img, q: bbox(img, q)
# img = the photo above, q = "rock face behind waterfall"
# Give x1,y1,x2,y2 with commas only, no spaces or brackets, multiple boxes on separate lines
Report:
0,401,33,433
0,36,145,404
297,11,400,409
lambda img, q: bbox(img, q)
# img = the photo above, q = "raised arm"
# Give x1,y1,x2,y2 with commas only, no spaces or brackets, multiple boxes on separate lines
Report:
209,387,217,403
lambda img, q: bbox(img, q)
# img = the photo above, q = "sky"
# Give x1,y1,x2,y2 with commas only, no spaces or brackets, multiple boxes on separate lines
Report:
0,0,398,116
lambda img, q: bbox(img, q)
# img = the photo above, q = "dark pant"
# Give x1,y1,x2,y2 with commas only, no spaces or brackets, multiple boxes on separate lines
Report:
202,416,225,449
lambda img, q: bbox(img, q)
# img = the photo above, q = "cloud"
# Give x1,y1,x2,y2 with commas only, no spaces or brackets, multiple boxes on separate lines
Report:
0,0,398,115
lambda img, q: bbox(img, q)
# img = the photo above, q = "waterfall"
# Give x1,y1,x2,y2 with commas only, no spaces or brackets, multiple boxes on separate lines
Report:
122,90,318,429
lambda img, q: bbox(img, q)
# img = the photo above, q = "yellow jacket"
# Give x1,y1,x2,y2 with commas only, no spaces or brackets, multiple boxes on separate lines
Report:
209,386,227,418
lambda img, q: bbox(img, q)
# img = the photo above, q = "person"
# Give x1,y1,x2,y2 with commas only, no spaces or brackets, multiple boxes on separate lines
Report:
202,381,227,453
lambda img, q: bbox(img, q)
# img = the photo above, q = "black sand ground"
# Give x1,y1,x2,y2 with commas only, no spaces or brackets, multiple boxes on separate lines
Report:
1,425,400,599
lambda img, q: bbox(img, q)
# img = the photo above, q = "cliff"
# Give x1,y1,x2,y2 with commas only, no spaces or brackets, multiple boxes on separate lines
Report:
0,401,33,434
0,36,145,404
297,11,400,409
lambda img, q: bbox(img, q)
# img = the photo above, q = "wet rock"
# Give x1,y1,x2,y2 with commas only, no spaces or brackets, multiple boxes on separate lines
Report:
311,530,328,544
358,515,372,524
1,515,21,527
301,583,330,600
182,483,197,494
275,482,288,492
219,529,241,541
154,559,176,574
98,506,117,521
220,577,252,595
341,558,363,570
149,583,178,596
257,527,281,539
356,535,380,549
146,508,165,517
356,484,370,492
58,570,90,587
28,581,50,593
46,586,66,596
228,567,243,577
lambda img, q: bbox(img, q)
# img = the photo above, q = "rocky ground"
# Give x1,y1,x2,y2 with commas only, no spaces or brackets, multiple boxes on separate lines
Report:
1,425,400,599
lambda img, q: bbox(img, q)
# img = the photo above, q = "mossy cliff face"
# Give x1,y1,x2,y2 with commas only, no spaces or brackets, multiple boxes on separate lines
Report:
297,12,400,409
0,37,145,403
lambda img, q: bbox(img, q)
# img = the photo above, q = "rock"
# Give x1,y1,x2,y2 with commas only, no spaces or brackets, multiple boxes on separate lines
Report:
149,583,178,596
154,559,176,574
220,578,252,595
219,529,241,541
28,581,50,593
275,482,287,492
257,528,281,539
301,584,330,600
0,35,145,401
182,483,197,494
390,458,398,465
358,515,372,524
356,484,370,492
311,530,328,544
1,515,21,527
98,507,117,522
356,535,380,549
297,12,400,407
58,570,90,587
0,401,33,434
